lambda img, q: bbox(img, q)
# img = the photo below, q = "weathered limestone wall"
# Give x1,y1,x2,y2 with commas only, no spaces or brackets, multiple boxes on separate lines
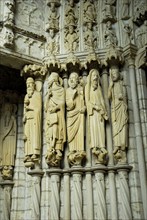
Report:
0,0,147,220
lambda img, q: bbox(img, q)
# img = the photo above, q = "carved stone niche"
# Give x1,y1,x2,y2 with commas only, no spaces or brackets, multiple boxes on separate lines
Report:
0,95,17,180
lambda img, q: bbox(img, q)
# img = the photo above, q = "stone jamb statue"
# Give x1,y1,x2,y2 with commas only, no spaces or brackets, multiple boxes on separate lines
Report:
85,68,108,165
66,72,86,166
23,77,42,168
0,102,17,180
108,65,128,164
45,72,66,167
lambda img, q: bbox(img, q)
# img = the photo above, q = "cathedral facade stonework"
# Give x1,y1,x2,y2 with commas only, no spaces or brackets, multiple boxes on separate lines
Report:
0,0,147,219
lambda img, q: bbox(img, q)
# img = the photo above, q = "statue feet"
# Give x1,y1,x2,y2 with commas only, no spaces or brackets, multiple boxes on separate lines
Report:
92,147,108,165
45,148,62,167
68,150,86,166
113,146,127,164
1,166,13,180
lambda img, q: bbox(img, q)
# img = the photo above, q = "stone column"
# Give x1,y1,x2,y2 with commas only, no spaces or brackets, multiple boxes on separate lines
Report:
116,165,132,220
27,167,44,220
0,181,14,220
63,171,70,220
101,67,118,219
123,44,147,219
47,169,62,220
85,170,93,220
94,167,107,220
71,168,83,220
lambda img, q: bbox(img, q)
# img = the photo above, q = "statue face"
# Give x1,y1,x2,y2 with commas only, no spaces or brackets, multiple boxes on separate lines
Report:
111,68,120,81
91,70,99,88
69,72,78,89
27,82,35,97
49,29,55,38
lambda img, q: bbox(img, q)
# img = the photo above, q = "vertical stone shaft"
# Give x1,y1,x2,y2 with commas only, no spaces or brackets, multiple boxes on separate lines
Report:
128,55,147,219
94,171,106,220
50,174,60,220
117,169,132,220
86,172,93,220
31,176,41,220
63,173,70,220
101,69,118,219
2,184,13,220
72,172,83,220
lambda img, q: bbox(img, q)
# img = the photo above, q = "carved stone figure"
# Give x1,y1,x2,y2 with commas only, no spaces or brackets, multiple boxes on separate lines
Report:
83,0,96,25
65,0,77,26
103,0,116,22
85,69,108,164
45,72,66,167
64,25,79,52
104,21,118,48
66,72,86,166
84,22,98,51
46,29,59,55
47,8,59,32
3,27,14,48
123,23,133,45
122,0,130,19
108,66,128,164
23,77,42,168
4,0,15,27
135,20,147,49
0,102,17,179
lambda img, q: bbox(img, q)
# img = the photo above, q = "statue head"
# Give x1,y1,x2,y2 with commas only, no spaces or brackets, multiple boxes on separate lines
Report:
69,72,79,89
26,77,35,97
110,65,120,82
48,72,62,87
89,69,100,89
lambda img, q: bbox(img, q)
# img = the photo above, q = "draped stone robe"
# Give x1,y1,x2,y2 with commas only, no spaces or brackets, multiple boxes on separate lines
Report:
85,84,108,149
110,80,128,149
24,91,42,156
66,85,85,152
45,83,66,151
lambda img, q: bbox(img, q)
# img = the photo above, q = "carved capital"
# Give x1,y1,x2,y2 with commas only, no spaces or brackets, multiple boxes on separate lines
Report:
43,54,61,72
21,64,47,80
123,44,137,67
84,52,101,70
104,46,124,67
66,52,81,73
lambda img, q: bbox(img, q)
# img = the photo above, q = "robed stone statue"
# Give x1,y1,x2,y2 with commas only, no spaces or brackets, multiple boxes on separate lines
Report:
0,102,17,179
85,69,108,164
108,65,128,163
23,77,42,167
66,72,86,166
45,72,66,167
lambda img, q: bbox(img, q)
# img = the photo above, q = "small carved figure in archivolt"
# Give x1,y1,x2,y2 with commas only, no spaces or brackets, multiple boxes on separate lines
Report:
104,21,118,48
66,72,86,166
23,77,42,168
85,69,108,164
45,72,66,167
0,102,17,180
108,66,128,164
64,24,79,52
